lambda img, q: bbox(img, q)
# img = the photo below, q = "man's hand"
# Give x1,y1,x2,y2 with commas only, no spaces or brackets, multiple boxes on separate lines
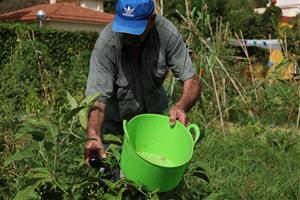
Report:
169,75,200,127
85,101,106,166
84,135,106,166
169,104,188,126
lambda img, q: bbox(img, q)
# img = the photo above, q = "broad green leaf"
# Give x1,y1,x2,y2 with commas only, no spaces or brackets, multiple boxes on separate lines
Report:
101,179,114,190
67,91,78,109
116,188,126,200
103,134,122,143
72,177,100,192
17,118,57,141
150,188,160,194
204,192,224,200
47,122,59,141
29,167,49,173
111,179,124,190
4,149,33,167
25,118,48,127
79,107,88,129
16,124,45,140
81,92,101,106
25,168,51,180
15,131,31,140
63,106,86,123
108,144,121,161
103,193,116,200
150,193,160,200
78,92,101,129
12,178,46,200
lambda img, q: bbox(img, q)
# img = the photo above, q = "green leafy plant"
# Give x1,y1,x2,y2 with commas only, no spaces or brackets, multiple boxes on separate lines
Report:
3,92,100,199
3,92,165,200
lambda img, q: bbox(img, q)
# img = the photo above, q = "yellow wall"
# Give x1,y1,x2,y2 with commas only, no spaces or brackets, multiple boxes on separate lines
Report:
267,49,295,80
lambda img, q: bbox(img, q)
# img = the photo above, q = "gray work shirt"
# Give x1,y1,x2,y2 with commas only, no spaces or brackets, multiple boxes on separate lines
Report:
85,14,195,122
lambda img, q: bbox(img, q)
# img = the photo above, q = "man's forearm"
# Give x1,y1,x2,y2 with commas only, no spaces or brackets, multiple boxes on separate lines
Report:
176,75,201,112
87,101,106,137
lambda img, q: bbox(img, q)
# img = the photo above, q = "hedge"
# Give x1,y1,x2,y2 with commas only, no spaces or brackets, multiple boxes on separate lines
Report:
0,22,99,69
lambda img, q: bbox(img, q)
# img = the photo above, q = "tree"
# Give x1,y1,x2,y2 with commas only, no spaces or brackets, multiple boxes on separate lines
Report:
260,4,282,38
104,0,116,13
0,0,48,14
252,0,269,8
223,0,256,33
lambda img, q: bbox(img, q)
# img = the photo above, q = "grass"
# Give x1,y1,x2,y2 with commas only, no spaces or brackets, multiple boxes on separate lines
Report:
192,125,300,200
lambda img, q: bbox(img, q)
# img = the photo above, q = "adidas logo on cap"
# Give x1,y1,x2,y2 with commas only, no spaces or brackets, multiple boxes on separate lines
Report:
123,5,135,17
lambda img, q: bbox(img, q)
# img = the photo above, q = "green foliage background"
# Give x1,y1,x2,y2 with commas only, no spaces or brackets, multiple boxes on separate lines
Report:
0,23,97,132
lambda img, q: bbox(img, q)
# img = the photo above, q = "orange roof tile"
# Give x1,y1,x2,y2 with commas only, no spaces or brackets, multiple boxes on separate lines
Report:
0,3,115,24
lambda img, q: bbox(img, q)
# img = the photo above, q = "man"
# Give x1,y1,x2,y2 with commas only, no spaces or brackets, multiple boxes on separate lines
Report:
84,0,200,165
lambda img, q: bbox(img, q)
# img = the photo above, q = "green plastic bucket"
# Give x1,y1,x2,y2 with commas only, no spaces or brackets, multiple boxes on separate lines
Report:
120,114,200,192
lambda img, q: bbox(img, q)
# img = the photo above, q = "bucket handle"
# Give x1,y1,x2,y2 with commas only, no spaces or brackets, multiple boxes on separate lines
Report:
123,120,130,141
187,124,200,148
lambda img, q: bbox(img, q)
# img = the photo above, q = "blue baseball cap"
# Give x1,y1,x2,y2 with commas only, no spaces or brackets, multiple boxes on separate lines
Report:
112,0,155,35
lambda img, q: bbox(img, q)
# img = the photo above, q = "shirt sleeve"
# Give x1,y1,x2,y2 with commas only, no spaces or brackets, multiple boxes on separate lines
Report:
166,30,195,81
85,37,116,103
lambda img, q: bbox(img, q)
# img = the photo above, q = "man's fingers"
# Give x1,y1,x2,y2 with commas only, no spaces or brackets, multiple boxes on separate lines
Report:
85,158,90,166
178,118,186,126
169,111,177,126
99,147,107,158
178,114,187,126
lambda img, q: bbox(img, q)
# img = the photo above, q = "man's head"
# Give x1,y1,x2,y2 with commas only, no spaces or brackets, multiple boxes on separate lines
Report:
113,0,155,35
113,0,156,46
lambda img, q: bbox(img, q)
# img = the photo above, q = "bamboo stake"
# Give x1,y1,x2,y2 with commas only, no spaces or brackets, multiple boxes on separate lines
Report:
235,31,258,101
160,0,163,15
223,77,229,118
210,67,224,130
185,0,191,29
297,84,300,128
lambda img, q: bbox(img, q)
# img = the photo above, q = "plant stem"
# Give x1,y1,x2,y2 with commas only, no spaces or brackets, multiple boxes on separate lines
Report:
28,31,49,105
38,143,48,163
160,0,163,15
297,84,300,128
53,145,57,174
50,172,69,195
223,77,229,118
235,31,258,101
209,67,224,131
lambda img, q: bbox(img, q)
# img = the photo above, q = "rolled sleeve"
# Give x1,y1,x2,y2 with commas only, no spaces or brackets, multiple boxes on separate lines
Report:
85,40,116,103
166,31,195,81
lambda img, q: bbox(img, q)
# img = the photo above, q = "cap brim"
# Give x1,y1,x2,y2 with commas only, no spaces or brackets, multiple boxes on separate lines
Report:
112,15,148,35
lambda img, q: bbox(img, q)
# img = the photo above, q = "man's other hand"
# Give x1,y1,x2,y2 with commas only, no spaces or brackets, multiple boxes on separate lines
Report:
84,135,106,166
169,104,188,126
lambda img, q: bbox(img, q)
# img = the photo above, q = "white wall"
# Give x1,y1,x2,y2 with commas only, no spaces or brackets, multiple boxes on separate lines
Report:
80,0,103,12
276,0,300,7
283,8,300,16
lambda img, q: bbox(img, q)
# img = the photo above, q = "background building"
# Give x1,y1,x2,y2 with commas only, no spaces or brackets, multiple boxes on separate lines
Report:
0,0,114,32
